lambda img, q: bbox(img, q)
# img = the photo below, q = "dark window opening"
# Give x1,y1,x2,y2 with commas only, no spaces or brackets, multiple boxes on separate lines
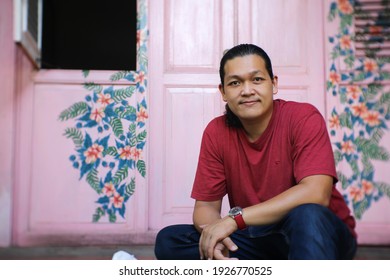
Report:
42,0,137,71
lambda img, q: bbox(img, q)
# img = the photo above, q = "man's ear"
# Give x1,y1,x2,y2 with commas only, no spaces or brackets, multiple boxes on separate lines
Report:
219,84,227,102
272,76,279,95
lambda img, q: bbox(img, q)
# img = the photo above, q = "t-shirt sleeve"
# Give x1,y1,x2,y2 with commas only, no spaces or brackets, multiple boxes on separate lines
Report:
291,105,338,184
191,120,227,201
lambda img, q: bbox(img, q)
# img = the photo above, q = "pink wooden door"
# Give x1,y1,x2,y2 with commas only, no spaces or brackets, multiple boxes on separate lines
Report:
12,1,151,246
148,0,327,230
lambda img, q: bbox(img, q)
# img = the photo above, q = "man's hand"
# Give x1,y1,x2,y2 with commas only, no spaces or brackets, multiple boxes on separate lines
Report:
199,217,238,260
213,238,239,260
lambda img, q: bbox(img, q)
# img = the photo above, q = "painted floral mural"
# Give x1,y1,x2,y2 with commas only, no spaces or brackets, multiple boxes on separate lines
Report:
59,0,148,222
327,0,390,219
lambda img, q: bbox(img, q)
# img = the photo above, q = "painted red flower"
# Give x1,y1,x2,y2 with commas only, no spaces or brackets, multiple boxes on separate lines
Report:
351,103,368,117
134,71,146,84
329,115,340,129
362,110,380,127
363,58,378,72
118,146,142,161
362,180,374,195
103,182,115,197
84,144,104,164
137,106,148,122
97,93,113,107
347,85,362,100
110,193,124,208
338,0,353,14
340,35,352,50
349,186,365,202
329,71,341,85
90,107,105,123
341,140,354,155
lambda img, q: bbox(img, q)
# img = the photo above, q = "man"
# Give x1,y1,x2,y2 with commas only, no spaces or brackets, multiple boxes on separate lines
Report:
154,44,357,260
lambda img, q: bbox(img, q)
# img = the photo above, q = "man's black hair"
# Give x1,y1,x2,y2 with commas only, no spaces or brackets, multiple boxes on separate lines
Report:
219,44,274,128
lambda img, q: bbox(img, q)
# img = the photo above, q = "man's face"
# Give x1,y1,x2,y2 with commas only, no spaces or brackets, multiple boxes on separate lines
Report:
219,54,278,126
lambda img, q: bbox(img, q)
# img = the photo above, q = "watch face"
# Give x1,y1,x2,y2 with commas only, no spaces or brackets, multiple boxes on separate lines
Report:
229,206,242,217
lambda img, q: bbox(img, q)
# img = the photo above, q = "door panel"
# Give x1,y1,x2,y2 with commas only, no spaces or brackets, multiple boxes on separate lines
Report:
166,0,221,71
238,0,326,114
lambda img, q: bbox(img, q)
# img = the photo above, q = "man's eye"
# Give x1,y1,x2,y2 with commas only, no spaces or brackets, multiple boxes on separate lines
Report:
254,77,264,82
229,81,240,86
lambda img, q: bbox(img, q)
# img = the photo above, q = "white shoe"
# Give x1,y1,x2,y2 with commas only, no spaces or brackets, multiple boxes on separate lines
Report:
112,250,138,260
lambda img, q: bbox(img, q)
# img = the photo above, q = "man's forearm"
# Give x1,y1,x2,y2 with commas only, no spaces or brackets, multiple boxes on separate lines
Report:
193,200,222,233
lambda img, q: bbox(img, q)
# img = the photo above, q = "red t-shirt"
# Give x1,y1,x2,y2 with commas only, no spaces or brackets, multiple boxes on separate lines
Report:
191,99,356,238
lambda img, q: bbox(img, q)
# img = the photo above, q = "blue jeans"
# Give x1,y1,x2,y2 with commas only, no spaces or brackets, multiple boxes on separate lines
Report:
154,204,357,260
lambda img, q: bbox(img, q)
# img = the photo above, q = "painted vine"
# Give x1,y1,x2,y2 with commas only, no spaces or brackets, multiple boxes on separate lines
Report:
58,0,148,222
327,0,390,219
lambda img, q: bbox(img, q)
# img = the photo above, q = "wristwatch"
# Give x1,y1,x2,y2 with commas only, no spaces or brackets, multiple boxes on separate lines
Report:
228,206,247,230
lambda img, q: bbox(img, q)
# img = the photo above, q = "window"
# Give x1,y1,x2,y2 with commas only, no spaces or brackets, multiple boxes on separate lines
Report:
14,0,43,67
41,0,137,70
354,0,390,59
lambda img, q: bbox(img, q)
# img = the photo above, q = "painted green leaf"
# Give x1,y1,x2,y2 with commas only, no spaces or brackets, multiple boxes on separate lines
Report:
114,106,137,119
110,71,132,82
109,117,124,138
338,111,353,129
379,92,390,106
129,137,137,147
344,55,355,69
82,70,90,78
349,159,360,176
356,137,389,161
109,212,117,223
334,150,343,165
63,127,84,148
137,160,146,177
58,102,88,121
104,146,118,157
112,87,135,102
113,166,129,185
337,171,349,190
340,14,353,30
371,128,384,144
354,198,368,220
352,72,366,82
126,177,136,196
83,82,103,93
87,169,101,194
92,207,105,223
380,72,390,81
361,154,374,177
376,182,390,199
137,130,147,143
129,123,136,135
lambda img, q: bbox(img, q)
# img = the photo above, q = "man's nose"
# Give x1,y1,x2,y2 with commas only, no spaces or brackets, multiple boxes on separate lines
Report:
241,82,253,95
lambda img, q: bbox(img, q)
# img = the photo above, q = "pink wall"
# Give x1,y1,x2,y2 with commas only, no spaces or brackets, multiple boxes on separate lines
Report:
0,0,16,246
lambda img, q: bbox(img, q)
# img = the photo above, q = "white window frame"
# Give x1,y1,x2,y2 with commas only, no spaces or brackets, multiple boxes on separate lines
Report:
13,0,42,68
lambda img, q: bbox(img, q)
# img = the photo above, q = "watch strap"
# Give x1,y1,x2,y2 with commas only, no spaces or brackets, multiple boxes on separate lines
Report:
234,213,247,230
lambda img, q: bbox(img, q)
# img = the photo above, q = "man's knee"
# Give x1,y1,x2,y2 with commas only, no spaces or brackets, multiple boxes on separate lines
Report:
288,204,335,234
154,225,177,259
154,224,199,260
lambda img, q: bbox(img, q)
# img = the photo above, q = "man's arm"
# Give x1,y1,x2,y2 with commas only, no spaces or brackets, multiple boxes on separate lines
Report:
242,174,332,226
193,200,222,233
199,174,333,259
194,199,239,260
